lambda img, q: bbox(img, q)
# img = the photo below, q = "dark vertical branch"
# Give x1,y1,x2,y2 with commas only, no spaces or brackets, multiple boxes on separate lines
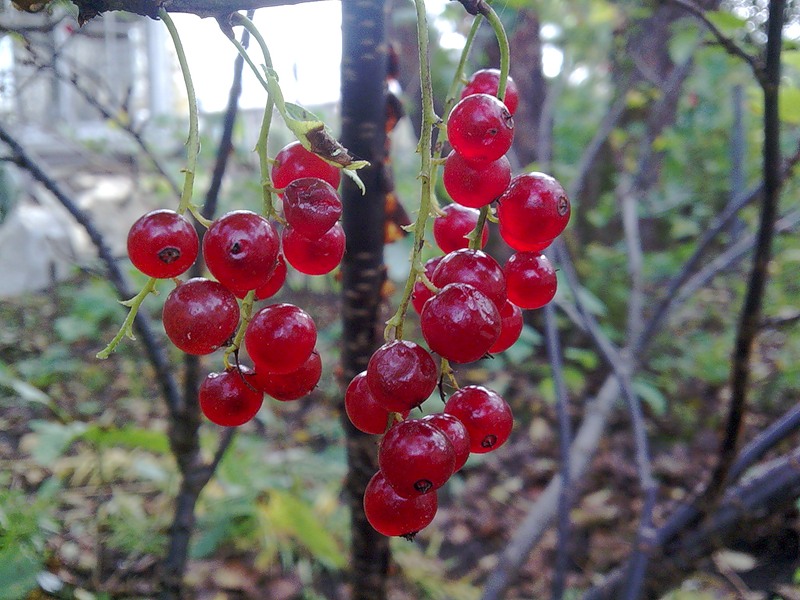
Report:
340,0,390,598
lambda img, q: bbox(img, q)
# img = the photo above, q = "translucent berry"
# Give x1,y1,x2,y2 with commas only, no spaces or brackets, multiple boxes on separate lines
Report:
199,365,263,427
442,150,511,209
433,203,489,253
499,220,554,253
431,248,507,310
447,94,514,164
420,282,501,363
345,372,395,434
411,256,443,315
496,172,570,245
363,471,438,538
202,210,279,292
282,177,342,238
504,252,558,310
444,385,513,453
252,351,321,401
232,254,287,300
245,303,317,374
282,223,345,276
490,300,524,353
127,209,198,278
462,68,520,115
379,419,455,498
162,278,239,355
272,141,341,191
366,340,438,413
421,413,471,472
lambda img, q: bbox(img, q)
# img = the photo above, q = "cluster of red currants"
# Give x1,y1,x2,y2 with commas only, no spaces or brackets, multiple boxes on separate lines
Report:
126,141,346,427
349,69,571,538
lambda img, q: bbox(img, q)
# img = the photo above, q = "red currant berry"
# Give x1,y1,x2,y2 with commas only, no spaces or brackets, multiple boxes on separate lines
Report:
504,252,557,310
199,365,263,427
411,256,443,315
499,220,554,253
421,413,471,472
431,248,507,310
345,371,410,435
282,223,345,276
444,385,512,454
203,210,279,292
379,419,455,498
282,177,342,238
232,254,287,300
245,303,317,374
496,172,570,244
252,350,321,401
433,203,489,253
420,283,501,364
442,150,511,209
490,300,524,353
363,471,438,538
366,340,438,413
462,68,520,115
162,278,239,355
447,94,514,164
127,209,198,278
272,141,341,191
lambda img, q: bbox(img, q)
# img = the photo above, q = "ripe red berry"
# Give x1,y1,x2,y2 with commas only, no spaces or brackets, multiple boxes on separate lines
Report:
496,172,571,245
433,203,489,253
504,252,558,310
127,209,198,278
162,278,240,355
282,177,342,238
411,256,443,315
420,282,501,363
245,303,317,374
282,223,345,276
490,300,524,353
202,210,279,292
442,150,511,209
345,371,406,435
447,94,514,164
199,365,263,427
252,350,321,401
499,220,554,253
431,248,507,310
379,419,455,498
231,254,287,300
462,68,520,115
363,471,438,538
272,141,341,191
421,413,471,472
366,340,438,413
444,385,513,454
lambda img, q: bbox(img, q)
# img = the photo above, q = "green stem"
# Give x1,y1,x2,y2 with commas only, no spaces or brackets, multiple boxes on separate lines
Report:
96,278,158,359
443,17,483,120
224,290,256,368
483,5,510,102
468,206,490,250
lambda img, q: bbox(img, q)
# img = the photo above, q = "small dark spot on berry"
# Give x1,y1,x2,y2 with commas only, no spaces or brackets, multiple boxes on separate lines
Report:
481,434,498,449
487,128,498,137
158,247,181,264
557,195,570,216
414,479,433,494
230,242,242,255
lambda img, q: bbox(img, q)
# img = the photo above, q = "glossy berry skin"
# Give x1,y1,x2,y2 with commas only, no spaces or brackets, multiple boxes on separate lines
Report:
499,220,554,253
345,372,401,435
282,177,342,239
232,254,287,300
363,471,438,538
199,365,263,427
411,256,443,315
462,68,520,115
162,278,239,355
245,303,317,374
366,340,438,413
203,210,280,292
504,252,558,310
272,141,341,191
432,248,507,310
127,209,198,278
420,282,501,364
442,150,511,209
490,300,524,353
252,351,321,401
444,385,513,454
379,419,455,498
282,223,345,276
447,94,514,164
421,413,471,472
496,172,570,245
433,203,489,253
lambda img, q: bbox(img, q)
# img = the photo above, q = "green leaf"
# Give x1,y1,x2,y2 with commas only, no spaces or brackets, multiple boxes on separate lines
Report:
0,366,52,406
669,24,701,64
82,425,171,454
0,550,41,600
27,420,88,464
632,379,668,417
705,10,747,35
779,86,800,124
784,50,800,73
